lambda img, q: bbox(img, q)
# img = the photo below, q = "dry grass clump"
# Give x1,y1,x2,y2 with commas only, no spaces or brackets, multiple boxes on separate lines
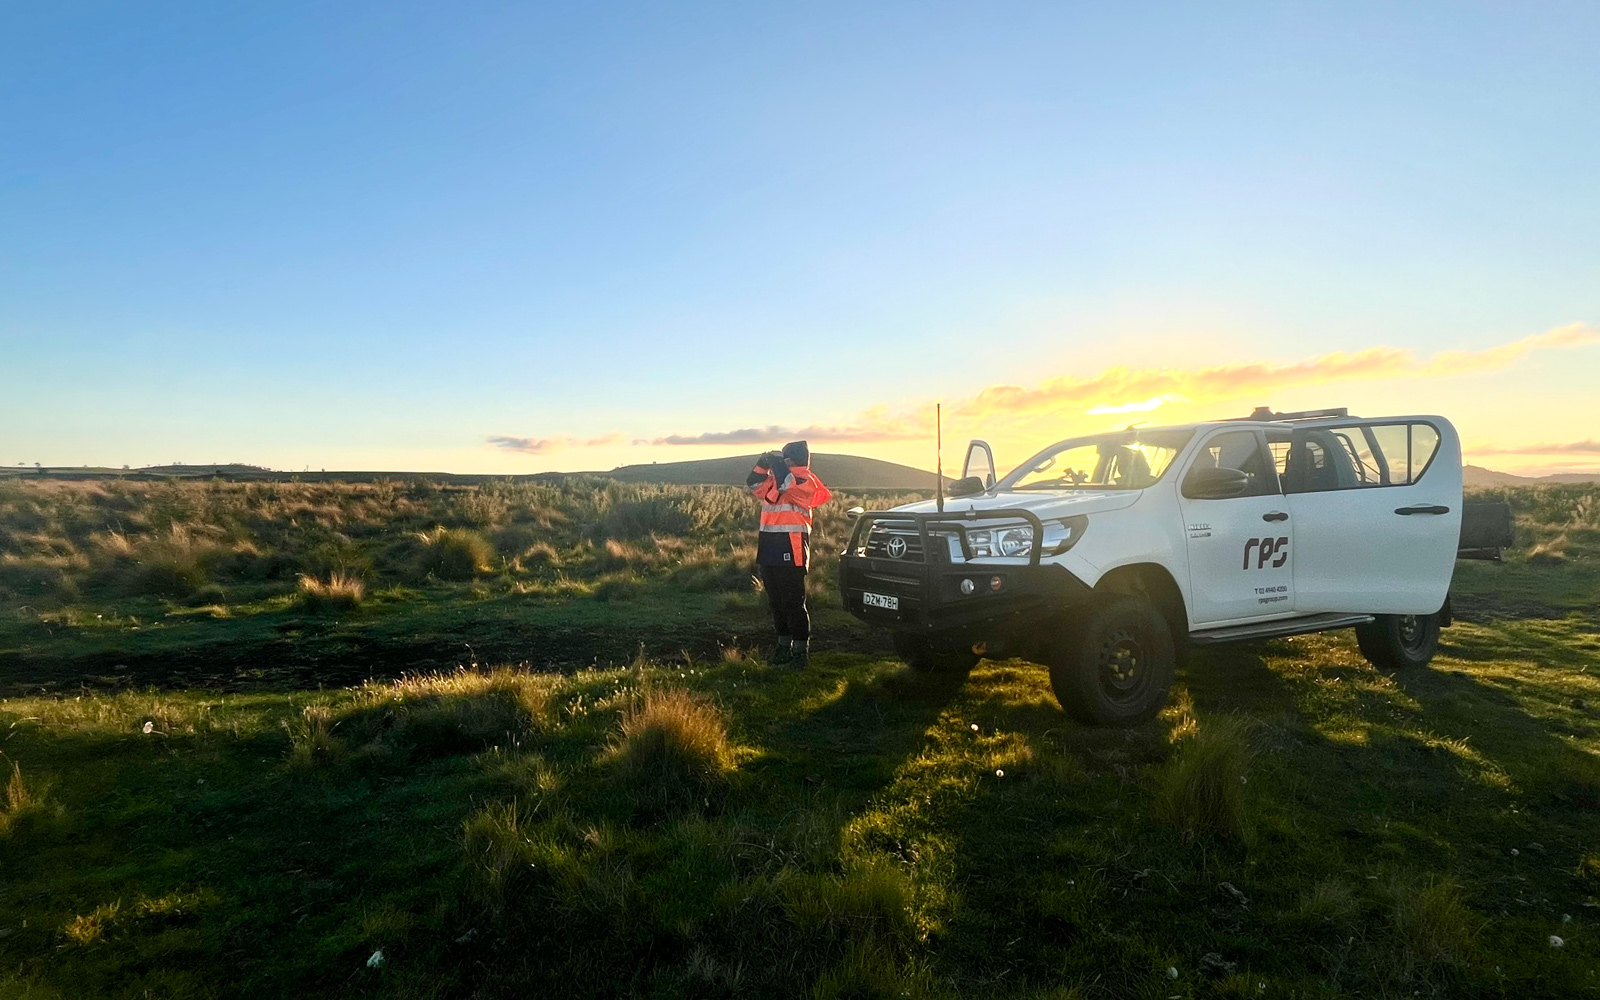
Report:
295,571,365,612
607,688,736,810
0,764,48,837
289,669,559,767
1153,713,1253,842
1527,534,1569,565
285,705,346,770
1391,876,1478,967
415,526,495,580
63,900,121,946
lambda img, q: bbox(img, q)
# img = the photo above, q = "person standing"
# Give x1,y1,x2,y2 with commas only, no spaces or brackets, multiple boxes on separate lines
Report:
747,440,832,667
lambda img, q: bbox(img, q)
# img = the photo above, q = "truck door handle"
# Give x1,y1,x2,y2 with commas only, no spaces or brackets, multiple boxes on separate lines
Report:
1394,505,1450,515
1262,511,1288,522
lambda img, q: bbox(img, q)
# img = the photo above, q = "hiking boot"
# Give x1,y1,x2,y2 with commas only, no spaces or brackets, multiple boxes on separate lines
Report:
792,640,810,669
770,636,794,666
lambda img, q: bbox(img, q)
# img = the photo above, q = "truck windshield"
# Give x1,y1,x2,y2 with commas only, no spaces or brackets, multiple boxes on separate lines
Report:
1003,429,1194,491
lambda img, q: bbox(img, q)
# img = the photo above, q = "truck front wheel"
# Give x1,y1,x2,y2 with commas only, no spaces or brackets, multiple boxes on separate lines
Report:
1047,596,1175,725
893,633,981,675
1355,613,1440,670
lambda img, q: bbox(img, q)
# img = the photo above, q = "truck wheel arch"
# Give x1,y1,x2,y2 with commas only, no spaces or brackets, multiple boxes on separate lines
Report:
1094,563,1188,641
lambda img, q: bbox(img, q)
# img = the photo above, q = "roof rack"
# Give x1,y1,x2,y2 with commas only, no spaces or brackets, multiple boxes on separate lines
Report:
1227,406,1351,422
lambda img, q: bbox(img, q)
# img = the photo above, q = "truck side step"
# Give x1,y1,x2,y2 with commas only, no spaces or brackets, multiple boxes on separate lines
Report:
1189,613,1376,645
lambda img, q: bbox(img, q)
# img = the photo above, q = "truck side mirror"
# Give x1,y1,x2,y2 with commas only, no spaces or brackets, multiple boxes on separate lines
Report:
1183,466,1251,499
961,440,996,488
845,506,866,519
947,476,985,498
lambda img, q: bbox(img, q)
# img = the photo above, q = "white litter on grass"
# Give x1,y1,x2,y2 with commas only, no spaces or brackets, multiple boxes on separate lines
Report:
142,721,154,734
367,950,386,968
1510,848,1520,856
971,724,979,732
1549,935,1564,949
1563,913,1572,923
995,769,1004,778
1166,966,1179,980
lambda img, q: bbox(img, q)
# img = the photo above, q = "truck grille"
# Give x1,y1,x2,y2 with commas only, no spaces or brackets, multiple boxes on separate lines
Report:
863,521,927,562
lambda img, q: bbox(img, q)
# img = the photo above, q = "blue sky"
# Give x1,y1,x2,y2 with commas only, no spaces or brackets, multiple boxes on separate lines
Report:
3,2,1596,474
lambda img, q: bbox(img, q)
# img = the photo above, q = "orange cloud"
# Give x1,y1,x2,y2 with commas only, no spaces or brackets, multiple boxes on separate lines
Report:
964,323,1596,420
508,323,1597,451
489,433,621,454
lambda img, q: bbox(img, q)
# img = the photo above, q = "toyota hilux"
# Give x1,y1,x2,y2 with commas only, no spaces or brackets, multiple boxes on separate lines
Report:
840,407,1464,724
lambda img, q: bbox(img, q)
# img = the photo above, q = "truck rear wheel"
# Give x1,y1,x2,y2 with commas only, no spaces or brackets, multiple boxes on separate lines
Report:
1355,613,1440,670
1047,596,1175,725
893,633,980,675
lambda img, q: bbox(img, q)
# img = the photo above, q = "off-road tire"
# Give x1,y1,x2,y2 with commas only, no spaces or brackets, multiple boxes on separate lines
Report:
893,633,981,675
1047,595,1176,725
1355,613,1440,671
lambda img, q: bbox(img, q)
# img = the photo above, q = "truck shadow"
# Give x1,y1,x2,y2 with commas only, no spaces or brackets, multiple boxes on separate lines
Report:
888,629,1599,992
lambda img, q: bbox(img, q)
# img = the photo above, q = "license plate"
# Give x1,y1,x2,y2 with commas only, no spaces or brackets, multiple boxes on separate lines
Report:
862,592,899,611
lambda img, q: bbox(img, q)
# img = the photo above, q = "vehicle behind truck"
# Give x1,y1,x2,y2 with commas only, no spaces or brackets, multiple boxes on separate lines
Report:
840,407,1465,724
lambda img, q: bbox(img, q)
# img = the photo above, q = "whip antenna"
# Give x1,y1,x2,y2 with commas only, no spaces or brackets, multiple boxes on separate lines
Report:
935,403,944,513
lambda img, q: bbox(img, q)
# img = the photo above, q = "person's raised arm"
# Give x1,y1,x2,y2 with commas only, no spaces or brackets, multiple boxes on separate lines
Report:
781,469,831,509
747,453,781,502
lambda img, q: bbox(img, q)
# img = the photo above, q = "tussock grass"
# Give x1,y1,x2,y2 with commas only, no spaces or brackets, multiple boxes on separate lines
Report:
0,763,51,837
284,705,346,769
1391,876,1479,967
298,668,559,765
607,687,736,811
1153,712,1253,842
1528,534,1569,564
783,857,918,952
414,526,494,580
295,571,364,612
63,900,121,946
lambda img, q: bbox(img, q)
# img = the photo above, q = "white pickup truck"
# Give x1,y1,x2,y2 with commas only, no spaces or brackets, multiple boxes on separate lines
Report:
840,408,1464,724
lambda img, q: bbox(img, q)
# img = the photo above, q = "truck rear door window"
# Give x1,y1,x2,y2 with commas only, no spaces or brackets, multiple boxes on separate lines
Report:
1281,422,1443,493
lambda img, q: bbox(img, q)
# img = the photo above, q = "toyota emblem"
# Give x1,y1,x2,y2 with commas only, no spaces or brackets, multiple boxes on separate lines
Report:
886,536,908,559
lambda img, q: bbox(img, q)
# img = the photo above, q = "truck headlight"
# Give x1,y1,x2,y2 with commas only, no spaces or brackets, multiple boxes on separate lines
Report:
996,526,1033,556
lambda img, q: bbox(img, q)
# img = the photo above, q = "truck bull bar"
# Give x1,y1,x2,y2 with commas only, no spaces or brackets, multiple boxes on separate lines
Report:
843,507,1047,566
839,508,1089,635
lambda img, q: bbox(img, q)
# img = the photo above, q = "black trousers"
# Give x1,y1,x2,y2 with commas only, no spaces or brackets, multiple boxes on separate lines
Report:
760,564,809,642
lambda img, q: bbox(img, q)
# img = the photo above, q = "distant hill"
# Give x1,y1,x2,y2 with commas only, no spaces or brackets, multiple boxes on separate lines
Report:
1464,464,1600,488
3,454,946,489
605,453,948,489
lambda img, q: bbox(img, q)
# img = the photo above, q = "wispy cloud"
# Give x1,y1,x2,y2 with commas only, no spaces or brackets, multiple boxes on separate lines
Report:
650,322,1596,445
496,323,1598,452
488,433,621,454
647,410,932,447
1467,439,1600,456
1084,395,1181,416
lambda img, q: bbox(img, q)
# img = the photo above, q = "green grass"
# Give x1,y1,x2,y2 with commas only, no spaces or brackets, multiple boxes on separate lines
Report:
0,479,1597,997
3,609,1598,997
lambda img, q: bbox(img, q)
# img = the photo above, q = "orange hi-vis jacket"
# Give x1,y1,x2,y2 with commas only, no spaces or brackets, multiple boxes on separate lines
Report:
748,462,832,568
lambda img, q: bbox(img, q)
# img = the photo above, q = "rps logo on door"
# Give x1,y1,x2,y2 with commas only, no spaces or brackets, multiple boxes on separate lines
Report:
1243,536,1289,570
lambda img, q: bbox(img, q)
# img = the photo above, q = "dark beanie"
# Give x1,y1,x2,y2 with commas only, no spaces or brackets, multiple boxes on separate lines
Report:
781,440,810,466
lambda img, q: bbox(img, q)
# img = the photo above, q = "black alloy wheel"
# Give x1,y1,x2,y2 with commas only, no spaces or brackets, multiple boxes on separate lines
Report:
1048,595,1175,725
1355,611,1442,671
1096,629,1148,706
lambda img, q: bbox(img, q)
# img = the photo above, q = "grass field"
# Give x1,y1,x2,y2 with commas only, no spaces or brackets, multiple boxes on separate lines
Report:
1,479,1597,998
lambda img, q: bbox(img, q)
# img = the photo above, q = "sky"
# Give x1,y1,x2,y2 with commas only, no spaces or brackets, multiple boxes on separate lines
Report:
3,1,1597,477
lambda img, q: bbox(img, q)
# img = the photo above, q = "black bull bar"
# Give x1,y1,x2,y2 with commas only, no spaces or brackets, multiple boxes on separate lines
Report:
838,508,1090,635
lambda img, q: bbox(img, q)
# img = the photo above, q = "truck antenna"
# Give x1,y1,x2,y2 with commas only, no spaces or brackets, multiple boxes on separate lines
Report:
935,403,944,513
